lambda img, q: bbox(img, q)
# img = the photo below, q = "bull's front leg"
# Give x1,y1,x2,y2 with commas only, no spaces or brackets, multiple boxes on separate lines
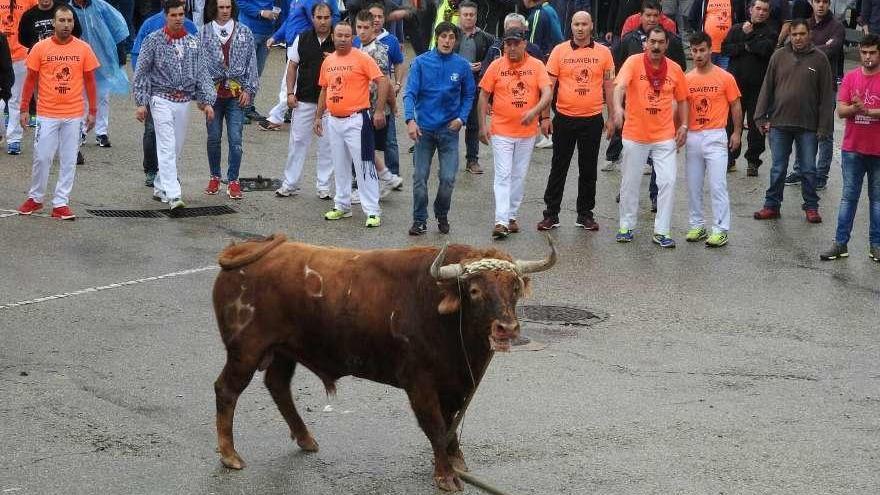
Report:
406,387,463,492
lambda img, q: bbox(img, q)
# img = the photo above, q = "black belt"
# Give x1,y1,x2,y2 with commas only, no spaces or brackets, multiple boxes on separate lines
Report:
331,109,368,119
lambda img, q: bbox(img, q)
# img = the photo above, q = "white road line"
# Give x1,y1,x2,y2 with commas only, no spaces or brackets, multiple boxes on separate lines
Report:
0,265,220,311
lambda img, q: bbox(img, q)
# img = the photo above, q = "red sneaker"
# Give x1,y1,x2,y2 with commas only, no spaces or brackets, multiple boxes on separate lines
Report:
753,207,780,220
51,205,76,220
17,198,43,215
205,176,221,195
227,180,243,200
805,209,822,224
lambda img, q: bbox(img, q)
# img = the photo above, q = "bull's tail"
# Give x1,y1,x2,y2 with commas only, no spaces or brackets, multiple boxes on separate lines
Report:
218,233,287,270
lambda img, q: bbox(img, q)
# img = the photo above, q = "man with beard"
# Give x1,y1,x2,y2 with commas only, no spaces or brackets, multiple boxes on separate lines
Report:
722,0,777,176
537,11,615,232
684,31,742,247
612,26,689,247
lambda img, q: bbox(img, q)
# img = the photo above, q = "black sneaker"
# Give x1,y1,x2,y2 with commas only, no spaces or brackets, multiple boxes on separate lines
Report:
408,221,427,236
437,217,450,234
816,179,827,191
245,108,265,121
651,198,657,213
144,172,156,187
870,245,880,262
284,108,292,123
784,173,801,186
408,145,415,154
819,242,848,261
96,134,111,147
76,151,85,165
746,162,759,177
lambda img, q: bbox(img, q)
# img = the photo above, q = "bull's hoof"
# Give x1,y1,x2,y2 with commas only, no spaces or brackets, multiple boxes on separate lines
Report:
434,473,464,492
296,434,319,452
220,452,247,470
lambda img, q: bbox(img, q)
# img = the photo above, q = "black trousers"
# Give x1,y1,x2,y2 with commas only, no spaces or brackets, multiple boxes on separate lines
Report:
542,113,604,219
728,85,765,167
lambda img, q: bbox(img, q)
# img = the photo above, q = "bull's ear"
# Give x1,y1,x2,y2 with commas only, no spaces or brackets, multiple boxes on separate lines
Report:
438,292,461,314
521,277,532,299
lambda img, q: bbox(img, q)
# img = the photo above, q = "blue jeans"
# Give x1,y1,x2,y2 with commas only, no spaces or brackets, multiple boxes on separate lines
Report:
207,97,245,181
252,33,271,76
384,115,400,175
836,151,880,246
711,53,730,70
792,133,833,181
765,127,819,210
412,127,459,223
143,108,157,174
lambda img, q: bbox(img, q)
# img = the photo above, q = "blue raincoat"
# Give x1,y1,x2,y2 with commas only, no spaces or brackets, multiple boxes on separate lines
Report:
70,0,129,94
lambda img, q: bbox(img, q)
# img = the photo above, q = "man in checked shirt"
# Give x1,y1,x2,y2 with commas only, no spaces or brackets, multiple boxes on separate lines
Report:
133,0,216,211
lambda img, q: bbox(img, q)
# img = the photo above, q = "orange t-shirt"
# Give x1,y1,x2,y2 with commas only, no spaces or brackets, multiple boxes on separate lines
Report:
479,54,551,138
704,0,733,53
546,40,614,118
686,66,741,131
26,37,100,119
0,0,38,61
615,54,688,143
318,49,383,117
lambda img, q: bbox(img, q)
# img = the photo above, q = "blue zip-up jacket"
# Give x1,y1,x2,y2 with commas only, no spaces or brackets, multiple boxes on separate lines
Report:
131,12,198,69
238,0,277,37
273,0,340,44
404,49,475,132
526,2,563,60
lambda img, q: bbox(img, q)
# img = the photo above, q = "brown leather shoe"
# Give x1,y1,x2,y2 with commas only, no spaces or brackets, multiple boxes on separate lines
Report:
466,161,484,174
805,209,822,224
507,219,520,233
753,207,781,220
575,214,599,230
492,224,509,239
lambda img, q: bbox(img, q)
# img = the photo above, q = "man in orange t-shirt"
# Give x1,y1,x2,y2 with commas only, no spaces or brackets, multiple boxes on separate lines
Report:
314,21,388,227
538,11,615,232
0,0,37,154
15,4,98,220
612,26,688,247
684,31,742,247
477,26,552,239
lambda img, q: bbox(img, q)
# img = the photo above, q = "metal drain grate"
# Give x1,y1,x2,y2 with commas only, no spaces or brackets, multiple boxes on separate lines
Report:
239,176,282,192
87,205,237,218
516,305,607,328
87,209,164,218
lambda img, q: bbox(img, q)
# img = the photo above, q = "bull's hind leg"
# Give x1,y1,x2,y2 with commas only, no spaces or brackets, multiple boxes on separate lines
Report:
264,355,319,452
215,354,259,469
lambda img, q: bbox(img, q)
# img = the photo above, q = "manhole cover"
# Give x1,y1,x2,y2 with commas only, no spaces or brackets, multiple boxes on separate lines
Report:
87,205,237,218
517,305,606,328
239,176,281,192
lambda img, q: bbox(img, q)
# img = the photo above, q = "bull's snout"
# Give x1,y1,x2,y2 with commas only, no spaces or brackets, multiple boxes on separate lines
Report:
489,320,520,352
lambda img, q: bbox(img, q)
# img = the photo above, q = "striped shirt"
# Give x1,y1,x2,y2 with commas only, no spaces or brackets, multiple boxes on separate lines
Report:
132,29,216,107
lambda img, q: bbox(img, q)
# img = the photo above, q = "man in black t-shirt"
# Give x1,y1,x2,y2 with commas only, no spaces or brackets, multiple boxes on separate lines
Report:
19,0,82,49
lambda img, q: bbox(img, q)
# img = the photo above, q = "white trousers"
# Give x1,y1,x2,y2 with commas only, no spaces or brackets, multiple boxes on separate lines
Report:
620,138,677,234
4,60,27,144
327,113,380,216
491,135,536,225
685,129,730,232
267,65,289,124
82,87,111,136
28,116,83,207
150,96,191,200
281,101,333,192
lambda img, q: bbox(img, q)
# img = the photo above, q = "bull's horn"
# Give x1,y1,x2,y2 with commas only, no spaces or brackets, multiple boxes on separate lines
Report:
515,234,558,274
429,243,463,280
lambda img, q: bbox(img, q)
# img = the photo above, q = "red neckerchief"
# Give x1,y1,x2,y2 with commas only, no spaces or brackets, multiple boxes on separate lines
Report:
643,52,668,94
164,27,187,41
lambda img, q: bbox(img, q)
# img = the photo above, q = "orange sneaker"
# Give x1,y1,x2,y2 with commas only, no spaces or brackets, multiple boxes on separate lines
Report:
51,205,76,220
18,198,43,215
227,180,243,199
205,176,221,195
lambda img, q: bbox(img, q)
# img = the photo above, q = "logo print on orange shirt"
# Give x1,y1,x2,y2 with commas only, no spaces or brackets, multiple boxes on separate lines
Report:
695,97,711,125
329,75,344,104
574,68,591,96
509,79,530,108
54,65,72,95
644,88,662,115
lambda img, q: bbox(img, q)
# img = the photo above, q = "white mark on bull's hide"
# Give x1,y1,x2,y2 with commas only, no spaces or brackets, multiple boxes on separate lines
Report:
239,269,245,275
389,311,409,344
352,255,360,260
225,286,255,334
304,264,324,298
347,280,352,297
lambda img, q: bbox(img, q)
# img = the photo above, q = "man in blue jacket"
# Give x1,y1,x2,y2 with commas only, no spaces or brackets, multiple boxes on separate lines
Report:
238,0,281,120
404,21,475,235
522,0,563,59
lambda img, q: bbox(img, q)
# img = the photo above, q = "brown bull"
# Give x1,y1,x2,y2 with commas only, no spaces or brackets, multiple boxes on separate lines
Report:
213,234,556,491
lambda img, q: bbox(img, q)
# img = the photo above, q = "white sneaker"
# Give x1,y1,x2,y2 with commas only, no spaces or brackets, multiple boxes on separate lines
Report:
535,135,553,149
386,174,404,190
275,185,300,197
317,189,331,200
152,188,169,203
351,189,361,204
601,159,619,172
379,180,393,199
643,163,652,175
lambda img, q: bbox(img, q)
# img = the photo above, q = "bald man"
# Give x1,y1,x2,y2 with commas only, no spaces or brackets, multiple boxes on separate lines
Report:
537,12,616,232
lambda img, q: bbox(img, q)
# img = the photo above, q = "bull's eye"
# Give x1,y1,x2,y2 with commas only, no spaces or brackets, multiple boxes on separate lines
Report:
469,287,481,299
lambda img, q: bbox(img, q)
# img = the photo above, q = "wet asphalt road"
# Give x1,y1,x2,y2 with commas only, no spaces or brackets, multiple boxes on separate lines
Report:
1,50,878,495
